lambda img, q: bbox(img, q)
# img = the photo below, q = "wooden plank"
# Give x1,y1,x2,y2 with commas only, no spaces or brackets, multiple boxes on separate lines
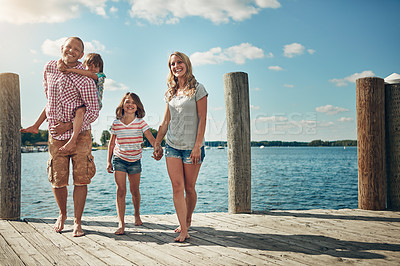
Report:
157,213,290,265
9,220,83,265
194,213,363,265
262,210,400,243
207,212,400,265
0,219,51,265
37,217,135,266
1,211,399,265
83,216,177,265
0,233,24,266
139,214,258,265
25,218,107,266
87,216,197,265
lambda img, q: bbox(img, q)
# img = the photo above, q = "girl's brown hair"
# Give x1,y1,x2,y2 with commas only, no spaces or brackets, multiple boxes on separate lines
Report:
165,51,197,101
83,53,104,72
115,92,145,119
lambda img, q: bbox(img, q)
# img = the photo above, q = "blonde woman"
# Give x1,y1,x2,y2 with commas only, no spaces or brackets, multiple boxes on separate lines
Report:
154,52,208,242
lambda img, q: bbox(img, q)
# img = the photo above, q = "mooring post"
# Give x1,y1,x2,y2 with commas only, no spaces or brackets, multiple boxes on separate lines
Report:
223,72,251,214
0,73,21,220
356,77,386,210
385,81,400,210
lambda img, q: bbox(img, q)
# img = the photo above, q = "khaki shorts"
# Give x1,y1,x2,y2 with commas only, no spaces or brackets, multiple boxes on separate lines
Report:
47,130,96,188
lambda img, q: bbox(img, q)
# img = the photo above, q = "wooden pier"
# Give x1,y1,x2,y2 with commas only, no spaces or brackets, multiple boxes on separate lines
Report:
1,209,400,265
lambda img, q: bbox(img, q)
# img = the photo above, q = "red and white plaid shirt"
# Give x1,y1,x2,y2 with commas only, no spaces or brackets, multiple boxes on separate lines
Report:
44,60,100,140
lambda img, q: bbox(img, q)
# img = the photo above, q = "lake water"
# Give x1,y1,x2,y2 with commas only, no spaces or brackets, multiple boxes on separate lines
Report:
21,146,358,218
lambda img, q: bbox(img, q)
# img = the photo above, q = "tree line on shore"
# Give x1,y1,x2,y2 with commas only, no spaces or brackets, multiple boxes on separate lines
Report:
21,129,356,147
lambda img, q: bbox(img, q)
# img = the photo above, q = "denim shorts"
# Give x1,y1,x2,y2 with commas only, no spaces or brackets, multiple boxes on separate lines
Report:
165,144,205,164
112,156,142,175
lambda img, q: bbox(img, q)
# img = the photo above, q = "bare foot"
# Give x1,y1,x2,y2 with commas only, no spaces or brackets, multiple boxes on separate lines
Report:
20,126,39,134
59,140,76,152
174,219,191,232
135,216,143,226
73,223,85,237
174,231,190,242
54,214,67,233
114,227,125,235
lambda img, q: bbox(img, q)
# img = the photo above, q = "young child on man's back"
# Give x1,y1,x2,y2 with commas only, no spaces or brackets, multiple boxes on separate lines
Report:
21,53,106,152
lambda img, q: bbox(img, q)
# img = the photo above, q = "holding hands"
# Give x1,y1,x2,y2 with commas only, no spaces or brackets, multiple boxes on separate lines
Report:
152,144,163,161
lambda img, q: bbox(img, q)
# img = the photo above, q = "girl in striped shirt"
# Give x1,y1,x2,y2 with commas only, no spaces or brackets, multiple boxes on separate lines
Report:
107,92,157,235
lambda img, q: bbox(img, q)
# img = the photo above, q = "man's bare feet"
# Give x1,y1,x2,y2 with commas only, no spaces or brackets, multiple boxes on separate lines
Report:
174,231,190,242
114,227,125,235
135,215,143,226
54,214,67,233
73,223,85,237
59,140,76,152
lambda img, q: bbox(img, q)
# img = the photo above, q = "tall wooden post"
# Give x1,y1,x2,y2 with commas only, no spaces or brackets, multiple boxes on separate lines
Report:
223,72,251,214
385,82,400,210
0,73,21,220
356,77,386,210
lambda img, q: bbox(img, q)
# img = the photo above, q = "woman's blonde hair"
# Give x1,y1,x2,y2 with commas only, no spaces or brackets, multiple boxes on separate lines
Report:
165,52,197,101
115,92,145,119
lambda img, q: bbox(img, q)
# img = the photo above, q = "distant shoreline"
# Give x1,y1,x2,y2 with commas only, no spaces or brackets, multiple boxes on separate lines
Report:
205,140,357,147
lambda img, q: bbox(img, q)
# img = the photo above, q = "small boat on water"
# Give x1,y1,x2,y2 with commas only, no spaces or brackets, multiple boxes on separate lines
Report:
217,146,225,149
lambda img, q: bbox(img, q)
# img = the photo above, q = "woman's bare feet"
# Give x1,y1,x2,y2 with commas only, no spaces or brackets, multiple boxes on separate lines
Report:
135,215,143,226
174,218,191,232
54,214,67,233
114,227,125,235
73,223,85,237
174,231,190,242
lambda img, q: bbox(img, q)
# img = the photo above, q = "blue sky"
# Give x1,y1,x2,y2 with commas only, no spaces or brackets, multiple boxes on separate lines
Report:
1,0,399,143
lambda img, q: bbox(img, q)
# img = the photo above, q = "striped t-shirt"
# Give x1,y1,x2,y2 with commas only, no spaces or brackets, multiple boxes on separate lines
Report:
110,117,150,162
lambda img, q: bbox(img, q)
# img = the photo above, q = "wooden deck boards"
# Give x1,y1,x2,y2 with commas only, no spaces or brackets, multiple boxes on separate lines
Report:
1,209,399,265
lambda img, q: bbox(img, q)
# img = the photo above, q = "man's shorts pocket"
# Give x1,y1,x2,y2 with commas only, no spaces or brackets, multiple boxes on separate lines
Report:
47,158,53,183
87,155,96,179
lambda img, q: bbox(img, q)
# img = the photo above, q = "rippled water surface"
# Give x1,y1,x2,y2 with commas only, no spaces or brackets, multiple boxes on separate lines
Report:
21,147,358,218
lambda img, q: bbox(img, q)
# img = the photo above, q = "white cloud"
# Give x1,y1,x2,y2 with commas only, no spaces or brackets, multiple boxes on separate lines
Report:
319,121,335,127
41,38,106,57
252,87,261,91
0,0,108,24
283,43,305,58
251,105,260,110
128,0,281,24
104,79,129,91
255,115,288,122
190,43,264,66
110,6,118,14
338,117,354,122
307,49,316,55
268,65,283,71
329,70,376,87
211,106,224,111
316,105,349,115
284,84,294,88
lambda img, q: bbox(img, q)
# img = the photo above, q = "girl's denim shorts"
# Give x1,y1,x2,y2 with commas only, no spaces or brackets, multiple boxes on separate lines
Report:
165,144,205,164
112,156,141,175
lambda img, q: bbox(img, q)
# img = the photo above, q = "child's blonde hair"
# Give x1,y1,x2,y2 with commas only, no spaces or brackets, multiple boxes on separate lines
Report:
83,53,104,72
116,92,145,119
165,51,197,102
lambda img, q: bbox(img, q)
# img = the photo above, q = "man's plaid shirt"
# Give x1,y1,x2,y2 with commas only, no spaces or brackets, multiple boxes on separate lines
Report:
44,60,100,140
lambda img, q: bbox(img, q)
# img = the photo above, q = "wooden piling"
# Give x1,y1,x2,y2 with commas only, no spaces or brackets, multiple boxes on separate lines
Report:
385,82,400,210
356,77,386,210
223,72,251,214
0,73,21,220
